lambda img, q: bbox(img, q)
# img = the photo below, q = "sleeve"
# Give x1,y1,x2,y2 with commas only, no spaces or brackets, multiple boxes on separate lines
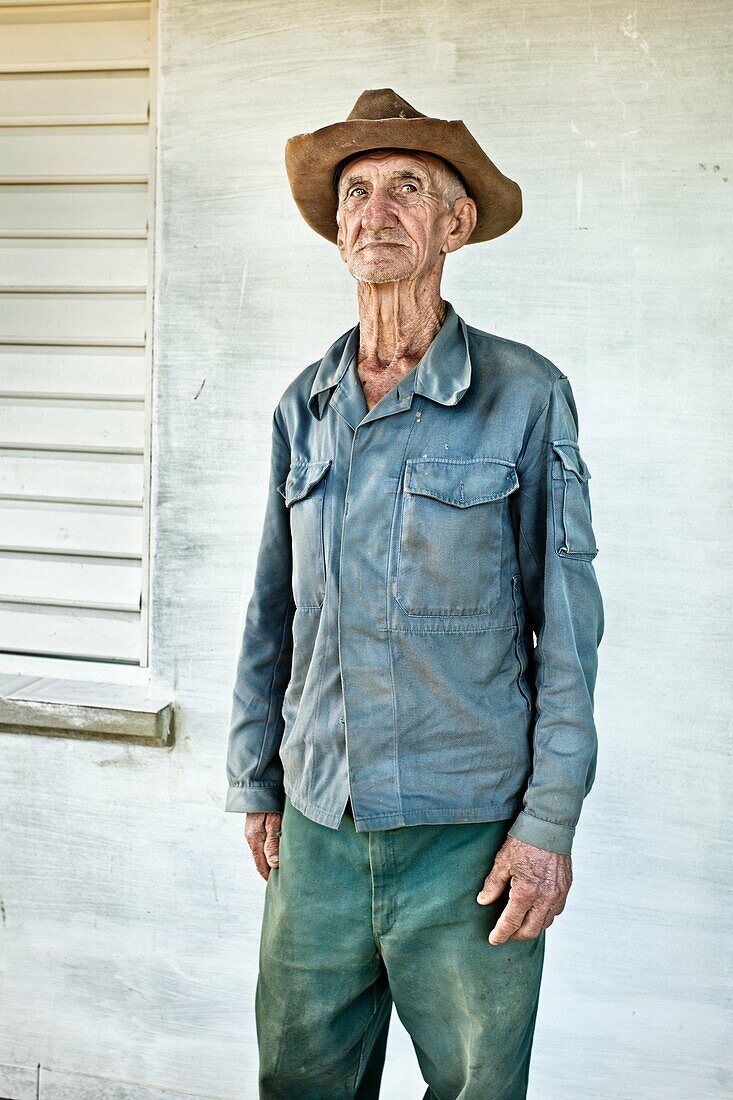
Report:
507,373,605,854
224,404,295,813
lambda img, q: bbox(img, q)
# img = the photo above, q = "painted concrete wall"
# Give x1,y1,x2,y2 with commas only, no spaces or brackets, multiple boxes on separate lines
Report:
2,1,731,1097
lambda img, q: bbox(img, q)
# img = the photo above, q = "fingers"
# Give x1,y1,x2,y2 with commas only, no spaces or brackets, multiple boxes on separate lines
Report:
263,816,281,869
245,811,283,882
506,903,554,942
487,880,534,945
245,813,270,881
551,892,569,918
477,861,511,905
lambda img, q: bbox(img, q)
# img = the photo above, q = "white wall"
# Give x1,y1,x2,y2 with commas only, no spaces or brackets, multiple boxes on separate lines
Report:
2,1,730,1097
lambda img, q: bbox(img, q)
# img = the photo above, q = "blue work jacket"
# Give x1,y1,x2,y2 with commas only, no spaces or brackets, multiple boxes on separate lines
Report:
225,300,604,854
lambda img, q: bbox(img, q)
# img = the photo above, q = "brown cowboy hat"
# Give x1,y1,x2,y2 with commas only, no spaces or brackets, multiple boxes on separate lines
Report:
284,88,522,246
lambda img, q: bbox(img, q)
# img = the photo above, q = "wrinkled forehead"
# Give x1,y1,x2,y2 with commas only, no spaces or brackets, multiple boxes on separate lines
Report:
334,147,445,194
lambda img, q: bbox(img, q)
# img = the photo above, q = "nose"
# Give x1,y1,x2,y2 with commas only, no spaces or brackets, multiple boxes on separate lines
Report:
360,187,398,231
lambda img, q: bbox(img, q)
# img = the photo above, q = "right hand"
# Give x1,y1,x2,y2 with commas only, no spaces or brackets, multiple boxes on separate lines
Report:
245,811,283,881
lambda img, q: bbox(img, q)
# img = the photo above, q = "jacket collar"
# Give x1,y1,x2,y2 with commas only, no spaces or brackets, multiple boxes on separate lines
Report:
307,300,472,419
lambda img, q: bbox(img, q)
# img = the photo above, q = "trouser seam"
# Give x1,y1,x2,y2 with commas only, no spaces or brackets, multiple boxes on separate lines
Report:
351,983,391,1097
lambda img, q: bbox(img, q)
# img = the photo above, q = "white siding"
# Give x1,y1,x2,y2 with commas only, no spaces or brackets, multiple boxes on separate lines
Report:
0,0,153,663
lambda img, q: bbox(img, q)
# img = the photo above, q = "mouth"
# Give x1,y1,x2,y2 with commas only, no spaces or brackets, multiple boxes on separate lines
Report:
357,240,405,250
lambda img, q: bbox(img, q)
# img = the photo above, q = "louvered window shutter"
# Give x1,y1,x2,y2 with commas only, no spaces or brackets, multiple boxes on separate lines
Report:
0,0,155,664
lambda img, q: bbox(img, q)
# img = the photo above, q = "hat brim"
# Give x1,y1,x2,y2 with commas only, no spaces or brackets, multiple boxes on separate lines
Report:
284,117,522,245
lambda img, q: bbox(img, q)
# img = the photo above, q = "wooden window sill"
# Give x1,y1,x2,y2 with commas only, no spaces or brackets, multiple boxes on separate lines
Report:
0,673,174,746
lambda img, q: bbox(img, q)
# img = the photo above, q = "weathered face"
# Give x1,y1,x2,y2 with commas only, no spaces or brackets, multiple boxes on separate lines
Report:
335,149,476,285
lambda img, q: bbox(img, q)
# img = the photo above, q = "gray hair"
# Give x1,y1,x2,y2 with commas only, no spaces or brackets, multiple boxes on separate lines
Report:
434,157,468,211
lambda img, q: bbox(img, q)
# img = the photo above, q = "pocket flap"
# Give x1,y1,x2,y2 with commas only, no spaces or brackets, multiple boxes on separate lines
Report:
278,459,331,506
551,441,590,481
405,458,519,507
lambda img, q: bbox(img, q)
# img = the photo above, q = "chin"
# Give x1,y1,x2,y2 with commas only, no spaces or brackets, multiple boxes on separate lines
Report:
349,258,416,284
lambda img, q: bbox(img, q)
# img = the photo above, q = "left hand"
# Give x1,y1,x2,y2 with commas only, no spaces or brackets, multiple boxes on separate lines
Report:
477,835,572,944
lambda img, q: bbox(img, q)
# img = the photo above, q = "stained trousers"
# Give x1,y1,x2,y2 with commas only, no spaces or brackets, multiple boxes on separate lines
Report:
255,793,545,1100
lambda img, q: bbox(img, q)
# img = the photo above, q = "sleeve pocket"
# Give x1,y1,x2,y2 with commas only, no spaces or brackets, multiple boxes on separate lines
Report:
550,440,599,561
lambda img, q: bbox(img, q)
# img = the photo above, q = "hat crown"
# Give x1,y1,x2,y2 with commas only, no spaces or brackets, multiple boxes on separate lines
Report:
346,88,426,123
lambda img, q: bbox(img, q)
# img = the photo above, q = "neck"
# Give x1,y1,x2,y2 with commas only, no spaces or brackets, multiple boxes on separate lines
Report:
356,278,446,370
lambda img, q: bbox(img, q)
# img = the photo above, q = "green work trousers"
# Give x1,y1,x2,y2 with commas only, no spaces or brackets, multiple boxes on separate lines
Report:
255,794,545,1100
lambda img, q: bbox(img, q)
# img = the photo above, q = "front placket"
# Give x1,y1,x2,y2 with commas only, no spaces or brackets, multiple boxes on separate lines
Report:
331,366,422,831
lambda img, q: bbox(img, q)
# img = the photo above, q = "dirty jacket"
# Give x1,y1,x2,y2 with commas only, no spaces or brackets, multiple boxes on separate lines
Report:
225,300,604,854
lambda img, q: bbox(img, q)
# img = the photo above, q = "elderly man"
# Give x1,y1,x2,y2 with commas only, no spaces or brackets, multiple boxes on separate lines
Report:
225,89,604,1100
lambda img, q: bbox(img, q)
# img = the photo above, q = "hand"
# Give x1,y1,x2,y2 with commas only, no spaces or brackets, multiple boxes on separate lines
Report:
477,834,572,944
245,811,283,881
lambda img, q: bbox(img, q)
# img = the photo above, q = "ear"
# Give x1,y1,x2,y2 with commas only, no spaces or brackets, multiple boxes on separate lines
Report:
442,196,478,255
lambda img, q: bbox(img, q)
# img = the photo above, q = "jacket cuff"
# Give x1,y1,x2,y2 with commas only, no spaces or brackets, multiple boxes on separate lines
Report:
225,784,285,814
507,810,576,855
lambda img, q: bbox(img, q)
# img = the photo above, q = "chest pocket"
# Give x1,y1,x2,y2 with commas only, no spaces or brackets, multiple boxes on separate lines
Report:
550,441,598,561
395,457,519,617
277,459,331,609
